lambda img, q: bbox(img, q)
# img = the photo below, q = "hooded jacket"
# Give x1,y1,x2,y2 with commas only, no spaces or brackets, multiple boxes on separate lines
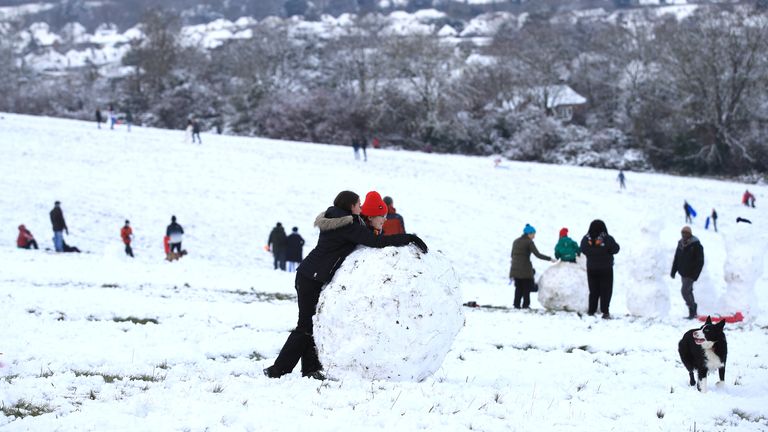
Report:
297,206,411,283
671,236,704,281
554,236,580,262
580,220,620,271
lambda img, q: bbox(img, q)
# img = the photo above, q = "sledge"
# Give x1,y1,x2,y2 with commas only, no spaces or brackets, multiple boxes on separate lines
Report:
697,311,744,323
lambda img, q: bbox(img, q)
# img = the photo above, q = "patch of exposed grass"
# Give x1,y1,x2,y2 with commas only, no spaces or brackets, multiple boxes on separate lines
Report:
566,345,590,353
212,384,225,393
1,399,54,419
101,283,119,288
732,408,768,424
656,409,665,419
249,351,265,361
37,367,54,378
112,316,159,325
73,370,165,383
230,288,296,302
3,374,19,384
156,361,169,370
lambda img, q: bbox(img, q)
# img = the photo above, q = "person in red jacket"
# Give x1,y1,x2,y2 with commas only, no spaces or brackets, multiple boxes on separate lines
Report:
381,196,406,236
17,225,38,249
121,220,134,257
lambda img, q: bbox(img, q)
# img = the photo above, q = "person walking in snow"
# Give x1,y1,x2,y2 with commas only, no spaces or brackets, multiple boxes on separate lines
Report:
742,190,756,208
125,109,133,132
670,225,704,320
263,190,428,380
108,104,116,130
352,138,361,160
285,227,305,272
95,108,102,129
192,119,202,144
554,227,580,263
684,200,693,224
268,222,288,271
711,208,718,232
580,219,620,319
121,220,134,258
17,224,38,249
381,196,406,236
49,201,68,252
509,224,554,309
617,170,626,190
166,216,184,258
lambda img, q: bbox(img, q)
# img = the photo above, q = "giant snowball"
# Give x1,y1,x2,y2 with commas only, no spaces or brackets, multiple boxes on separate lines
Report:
537,258,588,312
625,224,670,317
313,245,464,382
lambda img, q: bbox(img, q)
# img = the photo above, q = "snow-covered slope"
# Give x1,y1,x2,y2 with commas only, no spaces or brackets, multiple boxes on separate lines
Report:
0,113,767,431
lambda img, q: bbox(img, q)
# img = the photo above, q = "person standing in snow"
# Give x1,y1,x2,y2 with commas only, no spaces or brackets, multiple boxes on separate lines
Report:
580,219,620,319
192,119,202,144
108,104,116,130
711,208,718,232
95,108,102,129
49,201,68,252
268,222,288,271
17,224,38,249
670,225,704,320
554,227,580,263
352,138,361,160
509,224,554,309
617,170,626,190
285,227,305,272
121,220,134,258
166,216,184,258
263,190,428,380
125,109,133,132
684,200,693,224
381,196,406,236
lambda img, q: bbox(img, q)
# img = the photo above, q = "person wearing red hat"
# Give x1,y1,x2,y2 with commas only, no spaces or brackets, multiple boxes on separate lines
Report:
264,190,429,380
360,191,389,235
554,227,580,263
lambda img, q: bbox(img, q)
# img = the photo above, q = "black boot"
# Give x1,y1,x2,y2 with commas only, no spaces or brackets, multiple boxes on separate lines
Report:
687,304,697,320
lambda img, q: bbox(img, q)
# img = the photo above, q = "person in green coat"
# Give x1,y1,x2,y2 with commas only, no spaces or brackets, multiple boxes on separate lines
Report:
554,227,580,263
509,224,554,309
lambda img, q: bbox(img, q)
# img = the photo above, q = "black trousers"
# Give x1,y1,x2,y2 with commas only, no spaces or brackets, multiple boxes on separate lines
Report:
19,240,39,250
170,242,182,254
513,278,534,308
125,243,134,257
273,249,286,270
587,269,613,315
271,272,324,376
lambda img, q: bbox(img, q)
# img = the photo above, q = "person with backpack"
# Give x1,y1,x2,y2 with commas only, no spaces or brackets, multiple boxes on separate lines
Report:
268,222,288,271
554,227,580,263
580,219,620,319
121,220,134,258
509,224,554,309
285,227,305,272
671,226,705,320
381,196,405,236
17,225,38,249
263,190,428,380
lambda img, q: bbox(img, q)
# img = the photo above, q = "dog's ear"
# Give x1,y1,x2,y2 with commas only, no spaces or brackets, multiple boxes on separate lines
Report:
715,319,726,330
705,316,713,325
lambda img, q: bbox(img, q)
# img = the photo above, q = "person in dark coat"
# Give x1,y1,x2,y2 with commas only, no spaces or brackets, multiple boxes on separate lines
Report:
17,224,38,249
95,108,102,129
711,208,718,232
670,226,705,319
268,222,288,271
381,196,405,236
192,119,202,144
580,219,620,319
49,201,68,252
285,227,305,272
509,224,554,309
125,109,133,132
264,190,428,380
166,216,184,257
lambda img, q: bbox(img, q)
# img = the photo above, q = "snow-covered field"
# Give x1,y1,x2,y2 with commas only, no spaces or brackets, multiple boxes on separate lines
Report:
1,113,767,431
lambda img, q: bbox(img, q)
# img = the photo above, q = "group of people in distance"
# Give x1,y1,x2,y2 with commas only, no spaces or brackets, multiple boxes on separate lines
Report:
509,220,620,319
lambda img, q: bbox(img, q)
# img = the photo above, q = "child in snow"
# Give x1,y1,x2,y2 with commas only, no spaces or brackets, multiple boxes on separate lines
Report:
121,220,134,258
17,224,38,249
509,224,554,309
381,196,406,236
263,190,427,380
554,227,579,263
580,220,620,319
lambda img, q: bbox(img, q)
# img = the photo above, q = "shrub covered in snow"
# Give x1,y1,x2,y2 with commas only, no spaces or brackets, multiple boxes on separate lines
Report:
313,246,464,382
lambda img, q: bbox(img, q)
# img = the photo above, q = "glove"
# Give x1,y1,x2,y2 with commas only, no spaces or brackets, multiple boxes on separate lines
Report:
408,234,428,253
670,272,675,279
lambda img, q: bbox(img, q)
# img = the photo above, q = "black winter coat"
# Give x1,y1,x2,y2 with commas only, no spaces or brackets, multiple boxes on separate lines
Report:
580,233,620,271
166,222,184,236
298,206,410,283
671,236,704,281
268,227,287,252
285,233,305,262
50,207,67,231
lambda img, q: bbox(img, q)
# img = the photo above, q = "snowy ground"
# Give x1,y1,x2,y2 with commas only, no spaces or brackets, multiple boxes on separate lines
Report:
1,113,767,431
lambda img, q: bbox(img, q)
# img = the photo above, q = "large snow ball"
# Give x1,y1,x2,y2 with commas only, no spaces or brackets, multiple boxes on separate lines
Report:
625,224,670,317
537,258,588,312
313,245,464,382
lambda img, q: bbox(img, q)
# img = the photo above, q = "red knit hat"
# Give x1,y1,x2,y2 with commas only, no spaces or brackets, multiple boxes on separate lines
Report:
559,227,568,238
361,191,388,217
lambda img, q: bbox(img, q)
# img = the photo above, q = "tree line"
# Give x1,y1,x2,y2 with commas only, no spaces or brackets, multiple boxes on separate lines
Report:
2,5,767,176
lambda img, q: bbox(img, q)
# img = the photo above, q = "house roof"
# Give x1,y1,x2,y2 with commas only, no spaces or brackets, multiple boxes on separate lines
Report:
539,85,587,108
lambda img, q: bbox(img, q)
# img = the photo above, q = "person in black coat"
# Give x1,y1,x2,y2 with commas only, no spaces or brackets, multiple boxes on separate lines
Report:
50,201,68,252
285,227,305,272
580,219,620,319
166,216,184,256
95,108,102,129
264,190,428,380
268,222,288,271
671,226,705,319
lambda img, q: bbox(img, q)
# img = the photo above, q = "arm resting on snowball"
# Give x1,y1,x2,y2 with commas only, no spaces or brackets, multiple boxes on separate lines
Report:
342,224,410,248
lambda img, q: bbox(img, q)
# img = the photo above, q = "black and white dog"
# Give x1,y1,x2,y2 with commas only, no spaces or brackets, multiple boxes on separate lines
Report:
678,316,728,392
